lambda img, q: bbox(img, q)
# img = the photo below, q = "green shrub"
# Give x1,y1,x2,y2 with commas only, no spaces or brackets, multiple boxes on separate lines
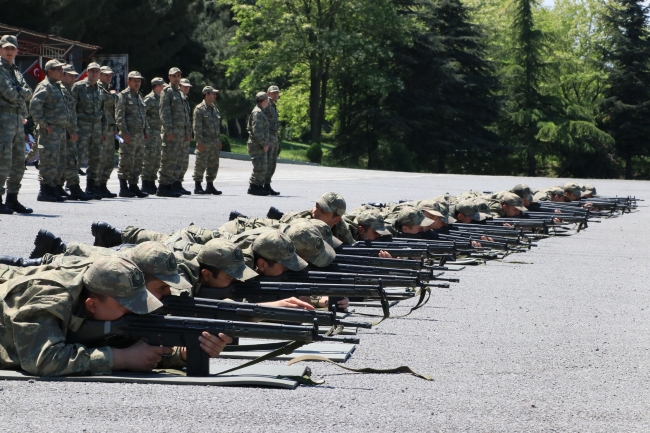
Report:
221,135,232,152
306,142,323,163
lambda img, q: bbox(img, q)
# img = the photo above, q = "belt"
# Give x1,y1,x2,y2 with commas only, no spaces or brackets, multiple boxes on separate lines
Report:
78,116,101,123
0,106,19,114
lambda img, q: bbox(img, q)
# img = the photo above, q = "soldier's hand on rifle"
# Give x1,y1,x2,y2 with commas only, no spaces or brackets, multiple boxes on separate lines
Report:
471,240,482,248
112,340,174,372
503,223,514,228
70,133,78,143
186,331,232,358
336,297,350,312
197,143,205,152
122,133,131,144
378,250,392,258
167,132,175,141
262,297,315,310
481,235,494,242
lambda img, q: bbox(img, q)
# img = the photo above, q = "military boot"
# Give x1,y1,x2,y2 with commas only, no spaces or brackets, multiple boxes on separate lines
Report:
68,184,93,201
0,255,42,267
156,184,180,198
194,181,208,195
229,210,247,221
247,183,269,196
30,229,66,259
85,179,102,200
267,206,284,220
100,182,117,198
141,180,157,195
205,182,222,195
129,182,148,198
37,184,58,203
0,195,14,214
5,193,33,214
55,184,70,199
173,181,191,195
264,184,280,196
91,221,123,247
119,179,136,198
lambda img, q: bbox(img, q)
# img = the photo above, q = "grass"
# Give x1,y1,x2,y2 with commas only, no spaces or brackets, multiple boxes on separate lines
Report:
224,136,335,164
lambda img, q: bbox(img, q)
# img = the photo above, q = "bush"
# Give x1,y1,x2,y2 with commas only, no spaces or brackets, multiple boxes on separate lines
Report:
221,135,232,152
306,142,323,163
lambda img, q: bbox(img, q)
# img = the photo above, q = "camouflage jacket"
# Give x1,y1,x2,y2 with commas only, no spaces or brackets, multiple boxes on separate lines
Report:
143,91,161,132
265,99,279,134
116,88,148,134
98,81,117,132
30,76,71,131
246,104,269,148
0,58,31,116
0,258,113,376
159,84,190,134
71,79,104,126
279,210,355,245
193,101,220,145
62,83,77,134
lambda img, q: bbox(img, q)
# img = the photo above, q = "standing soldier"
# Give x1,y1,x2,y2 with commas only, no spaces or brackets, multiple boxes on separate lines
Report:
264,85,280,196
246,92,270,196
157,67,189,198
172,77,193,195
97,65,118,199
0,35,33,214
70,62,103,201
192,86,222,195
115,71,149,198
56,64,80,200
30,59,70,203
141,77,164,195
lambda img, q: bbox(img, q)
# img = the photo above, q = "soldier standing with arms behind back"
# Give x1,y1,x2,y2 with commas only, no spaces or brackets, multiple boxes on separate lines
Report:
157,67,188,198
172,77,193,196
30,59,70,203
70,62,104,201
192,86,222,195
96,65,118,199
264,85,280,196
141,77,164,195
247,92,270,196
115,71,149,198
0,35,33,214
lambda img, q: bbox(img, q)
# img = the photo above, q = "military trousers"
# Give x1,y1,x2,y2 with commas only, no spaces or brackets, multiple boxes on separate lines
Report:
218,217,276,236
158,127,185,185
0,112,26,195
141,129,162,182
98,125,116,183
247,142,268,187
192,139,220,182
265,133,279,185
121,225,170,245
37,125,66,186
78,120,104,182
117,130,145,182
63,136,81,187
54,135,67,187
173,135,191,182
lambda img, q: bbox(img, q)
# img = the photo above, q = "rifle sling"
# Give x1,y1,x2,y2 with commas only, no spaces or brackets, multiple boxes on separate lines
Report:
389,287,431,319
287,355,433,381
222,341,293,352
212,340,308,377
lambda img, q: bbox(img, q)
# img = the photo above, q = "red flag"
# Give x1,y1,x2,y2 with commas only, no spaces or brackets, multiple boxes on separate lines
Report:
77,69,87,81
25,60,45,82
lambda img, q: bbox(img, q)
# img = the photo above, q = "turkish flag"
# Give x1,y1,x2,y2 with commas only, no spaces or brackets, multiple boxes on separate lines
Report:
77,69,87,81
25,61,45,82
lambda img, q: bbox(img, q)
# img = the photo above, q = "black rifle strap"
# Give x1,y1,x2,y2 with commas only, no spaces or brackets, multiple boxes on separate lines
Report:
389,287,431,319
287,355,433,381
351,296,391,325
213,340,308,377
221,341,292,352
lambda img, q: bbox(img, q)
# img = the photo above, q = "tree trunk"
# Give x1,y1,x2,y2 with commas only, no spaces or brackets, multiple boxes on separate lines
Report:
317,61,330,136
309,68,322,143
625,154,633,179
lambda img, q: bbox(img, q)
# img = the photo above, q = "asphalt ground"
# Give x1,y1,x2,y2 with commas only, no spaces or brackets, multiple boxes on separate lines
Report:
0,157,649,432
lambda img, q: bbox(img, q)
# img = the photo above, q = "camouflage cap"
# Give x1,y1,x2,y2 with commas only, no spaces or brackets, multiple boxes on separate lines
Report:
99,65,114,74
202,86,219,94
125,241,191,292
252,230,307,271
255,92,268,102
1,35,18,48
180,78,192,87
418,199,456,224
62,64,79,75
564,182,582,198
500,192,528,211
127,71,143,79
267,85,280,93
283,221,336,267
82,256,162,314
316,192,346,216
511,184,533,203
44,59,65,71
547,186,565,197
455,200,486,222
583,183,597,196
87,62,101,71
397,207,435,228
357,211,391,236
196,238,258,281
305,218,343,248
151,77,165,86
168,67,182,75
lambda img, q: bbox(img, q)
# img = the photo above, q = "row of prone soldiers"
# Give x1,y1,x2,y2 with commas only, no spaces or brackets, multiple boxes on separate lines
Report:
0,180,624,377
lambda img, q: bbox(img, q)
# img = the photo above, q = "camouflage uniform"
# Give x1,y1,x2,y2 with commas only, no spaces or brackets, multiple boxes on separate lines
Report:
0,57,31,196
98,81,118,184
59,81,77,187
120,224,224,247
247,104,269,186
116,87,148,183
30,76,71,187
192,100,220,182
69,79,104,186
159,84,190,185
172,93,192,183
279,210,355,245
142,90,162,183
264,99,279,185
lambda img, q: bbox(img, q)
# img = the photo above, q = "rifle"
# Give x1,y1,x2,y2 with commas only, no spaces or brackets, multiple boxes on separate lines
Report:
256,270,454,287
67,315,359,376
334,254,432,271
157,296,372,329
317,262,435,280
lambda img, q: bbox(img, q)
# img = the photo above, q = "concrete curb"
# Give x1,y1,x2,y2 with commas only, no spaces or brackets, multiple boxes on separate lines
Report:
219,151,320,167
